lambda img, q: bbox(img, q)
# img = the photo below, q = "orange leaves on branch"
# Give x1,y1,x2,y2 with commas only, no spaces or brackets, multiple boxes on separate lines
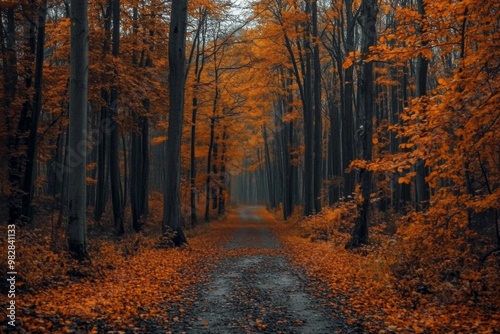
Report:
398,172,416,185
151,135,167,145
342,58,353,69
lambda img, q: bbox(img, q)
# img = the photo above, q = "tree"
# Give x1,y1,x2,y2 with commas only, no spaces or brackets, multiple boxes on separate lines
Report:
109,0,125,235
67,0,89,259
312,0,322,214
414,0,430,212
130,6,151,232
162,0,188,246
3,5,20,225
188,7,208,226
21,0,47,222
347,0,377,248
342,0,357,198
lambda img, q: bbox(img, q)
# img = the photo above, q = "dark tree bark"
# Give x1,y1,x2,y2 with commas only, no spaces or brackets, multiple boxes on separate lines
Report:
263,125,277,209
131,112,149,232
323,20,345,205
162,0,188,246
1,7,17,109
302,1,315,216
205,40,219,221
327,95,342,205
130,7,150,232
94,2,113,222
109,0,124,235
4,6,21,225
217,127,228,215
67,0,89,259
205,101,217,221
415,0,430,212
342,0,356,198
347,0,377,248
21,0,47,222
211,138,219,211
312,0,322,213
189,15,207,225
8,2,38,225
279,73,295,220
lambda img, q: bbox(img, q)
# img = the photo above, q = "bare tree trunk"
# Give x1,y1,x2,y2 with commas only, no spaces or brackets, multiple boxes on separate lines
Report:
67,0,88,259
415,0,430,212
218,127,228,215
140,113,149,216
280,74,294,219
312,0,322,213
21,0,47,222
131,111,149,232
263,125,277,209
303,1,315,216
130,7,150,232
4,7,20,225
342,0,356,198
347,0,377,248
190,13,207,226
109,0,124,235
94,2,112,222
205,49,219,221
162,0,188,246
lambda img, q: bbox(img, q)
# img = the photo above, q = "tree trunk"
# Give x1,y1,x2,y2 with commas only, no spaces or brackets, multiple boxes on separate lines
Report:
342,0,356,198
189,11,207,225
263,125,277,209
131,111,149,232
8,2,37,225
4,7,20,225
328,96,342,205
21,1,47,222
67,0,89,259
205,113,216,221
109,0,124,235
211,138,219,211
281,75,294,219
162,0,188,246
205,48,219,221
218,127,228,215
347,0,377,248
415,0,430,212
312,0,322,213
303,1,315,216
140,113,150,216
94,2,112,222
130,7,150,232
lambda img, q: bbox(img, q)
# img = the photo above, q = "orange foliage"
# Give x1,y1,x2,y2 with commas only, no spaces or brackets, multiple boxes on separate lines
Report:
0,216,234,332
271,207,500,332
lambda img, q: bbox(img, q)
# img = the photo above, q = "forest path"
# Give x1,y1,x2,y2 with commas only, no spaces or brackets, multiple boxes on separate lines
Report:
168,206,351,333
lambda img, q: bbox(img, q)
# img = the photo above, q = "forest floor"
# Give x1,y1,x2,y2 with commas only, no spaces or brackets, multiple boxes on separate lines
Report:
2,206,498,333
165,206,354,333
2,206,358,333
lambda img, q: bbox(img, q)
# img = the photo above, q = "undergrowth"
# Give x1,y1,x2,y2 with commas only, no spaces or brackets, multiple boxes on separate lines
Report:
0,204,232,333
272,202,500,333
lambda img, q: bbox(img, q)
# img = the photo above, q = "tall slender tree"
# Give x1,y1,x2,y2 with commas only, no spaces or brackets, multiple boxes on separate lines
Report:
347,0,377,248
312,0,322,213
162,0,188,245
109,0,124,235
67,0,89,259
21,0,47,222
342,0,357,198
414,0,430,212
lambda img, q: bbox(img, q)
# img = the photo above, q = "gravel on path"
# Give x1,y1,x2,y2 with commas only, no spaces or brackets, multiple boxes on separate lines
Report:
165,206,357,334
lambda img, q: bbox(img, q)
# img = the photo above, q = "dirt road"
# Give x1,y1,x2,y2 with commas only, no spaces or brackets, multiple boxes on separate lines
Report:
167,206,354,333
